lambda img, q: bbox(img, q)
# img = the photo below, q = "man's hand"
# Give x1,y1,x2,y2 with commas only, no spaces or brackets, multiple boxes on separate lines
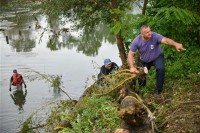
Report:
130,66,139,74
175,43,186,52
9,88,11,91
161,37,186,51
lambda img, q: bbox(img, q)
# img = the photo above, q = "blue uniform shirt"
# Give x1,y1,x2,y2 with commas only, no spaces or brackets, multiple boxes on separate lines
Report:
130,32,164,63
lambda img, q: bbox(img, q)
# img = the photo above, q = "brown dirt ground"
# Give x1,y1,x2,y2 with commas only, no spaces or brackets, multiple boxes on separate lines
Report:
145,83,200,133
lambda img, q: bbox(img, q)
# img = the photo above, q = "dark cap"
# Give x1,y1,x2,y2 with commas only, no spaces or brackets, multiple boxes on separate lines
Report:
13,69,17,73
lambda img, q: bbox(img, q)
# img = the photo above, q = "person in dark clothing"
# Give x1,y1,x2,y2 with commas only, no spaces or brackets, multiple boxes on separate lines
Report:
9,69,26,91
98,58,119,79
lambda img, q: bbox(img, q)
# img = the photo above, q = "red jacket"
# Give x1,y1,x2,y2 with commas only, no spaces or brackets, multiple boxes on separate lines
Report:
12,73,22,85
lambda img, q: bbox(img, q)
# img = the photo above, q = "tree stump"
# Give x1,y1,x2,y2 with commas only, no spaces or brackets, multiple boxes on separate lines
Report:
118,96,152,133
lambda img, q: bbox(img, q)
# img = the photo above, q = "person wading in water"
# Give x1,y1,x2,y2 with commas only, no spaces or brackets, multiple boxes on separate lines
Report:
9,69,27,91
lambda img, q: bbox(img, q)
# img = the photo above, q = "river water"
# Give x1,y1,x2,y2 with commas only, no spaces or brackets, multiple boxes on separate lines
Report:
0,7,122,132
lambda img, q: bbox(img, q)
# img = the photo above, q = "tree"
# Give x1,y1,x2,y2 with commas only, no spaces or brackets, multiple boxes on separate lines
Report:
11,0,200,65
147,0,200,46
120,0,200,51
13,0,138,66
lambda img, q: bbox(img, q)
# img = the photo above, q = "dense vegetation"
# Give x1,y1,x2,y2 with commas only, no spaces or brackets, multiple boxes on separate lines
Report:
5,0,200,132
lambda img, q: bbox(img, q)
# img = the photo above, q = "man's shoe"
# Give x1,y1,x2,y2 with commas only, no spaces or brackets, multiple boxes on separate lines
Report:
154,90,162,95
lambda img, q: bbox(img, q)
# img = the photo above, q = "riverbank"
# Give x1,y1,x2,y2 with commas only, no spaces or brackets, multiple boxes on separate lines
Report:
20,69,200,133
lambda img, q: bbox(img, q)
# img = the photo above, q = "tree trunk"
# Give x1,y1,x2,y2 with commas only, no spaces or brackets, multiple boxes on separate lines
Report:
111,0,127,66
142,0,148,15
116,31,127,66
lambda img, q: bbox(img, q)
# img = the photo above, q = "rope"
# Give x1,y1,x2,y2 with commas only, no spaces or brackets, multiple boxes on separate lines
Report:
95,75,136,96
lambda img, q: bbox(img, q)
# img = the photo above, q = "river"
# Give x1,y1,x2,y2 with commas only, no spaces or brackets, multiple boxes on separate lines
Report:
0,7,122,133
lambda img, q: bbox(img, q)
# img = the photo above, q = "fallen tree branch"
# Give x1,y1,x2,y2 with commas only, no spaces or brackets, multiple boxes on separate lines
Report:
24,70,72,100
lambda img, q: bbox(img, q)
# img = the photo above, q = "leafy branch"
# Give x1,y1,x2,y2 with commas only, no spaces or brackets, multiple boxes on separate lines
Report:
24,70,72,100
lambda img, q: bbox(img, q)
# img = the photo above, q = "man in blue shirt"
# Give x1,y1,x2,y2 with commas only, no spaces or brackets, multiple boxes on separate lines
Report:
128,25,185,94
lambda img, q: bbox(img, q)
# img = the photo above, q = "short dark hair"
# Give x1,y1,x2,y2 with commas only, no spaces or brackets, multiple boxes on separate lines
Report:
140,25,149,31
13,69,17,73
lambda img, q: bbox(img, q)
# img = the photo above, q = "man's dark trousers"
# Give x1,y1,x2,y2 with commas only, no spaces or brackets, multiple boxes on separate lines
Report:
138,54,165,93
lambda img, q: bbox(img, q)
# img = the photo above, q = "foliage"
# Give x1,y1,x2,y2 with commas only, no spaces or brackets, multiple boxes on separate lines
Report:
12,0,200,132
20,67,200,133
25,70,62,88
165,46,200,79
24,70,71,99
147,0,200,48
20,100,76,133
151,7,199,25
120,14,148,53
45,100,77,132
20,114,34,133
9,0,200,62
117,0,200,58
61,95,120,133
20,67,153,132
9,0,139,64
11,0,136,28
118,0,200,95
93,69,137,96
134,44,200,95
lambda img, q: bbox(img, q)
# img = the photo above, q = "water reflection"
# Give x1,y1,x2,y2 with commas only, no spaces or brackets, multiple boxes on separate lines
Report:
0,0,12,8
76,24,116,56
44,14,116,56
0,5,121,133
1,7,37,52
8,29,36,52
1,7,116,56
10,87,27,111
53,88,61,98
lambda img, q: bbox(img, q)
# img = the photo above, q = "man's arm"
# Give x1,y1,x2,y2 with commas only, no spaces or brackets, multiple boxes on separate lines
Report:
9,82,12,91
98,66,104,79
161,37,186,51
9,77,13,91
128,50,138,73
21,76,26,88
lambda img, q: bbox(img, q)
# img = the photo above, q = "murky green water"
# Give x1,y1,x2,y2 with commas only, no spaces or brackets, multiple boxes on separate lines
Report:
0,7,122,132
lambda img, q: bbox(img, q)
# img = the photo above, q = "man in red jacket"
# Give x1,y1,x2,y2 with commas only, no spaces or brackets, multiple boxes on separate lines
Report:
9,69,26,91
